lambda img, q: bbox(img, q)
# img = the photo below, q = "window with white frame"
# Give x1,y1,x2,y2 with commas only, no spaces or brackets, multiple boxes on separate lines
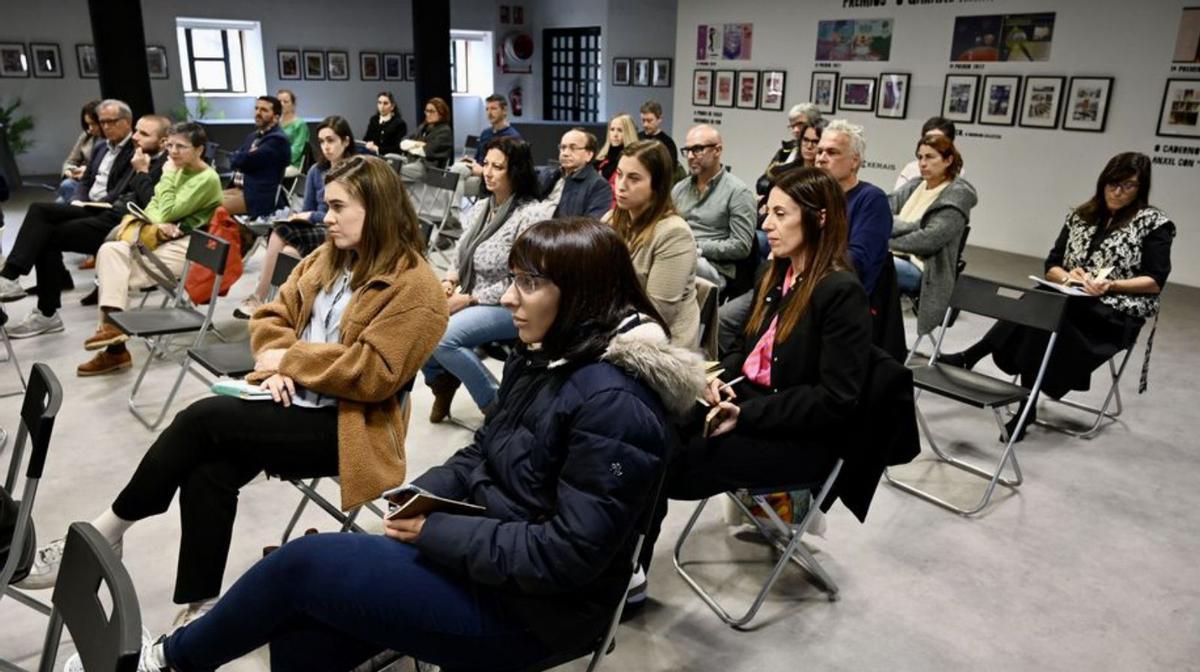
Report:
451,39,470,94
175,18,266,96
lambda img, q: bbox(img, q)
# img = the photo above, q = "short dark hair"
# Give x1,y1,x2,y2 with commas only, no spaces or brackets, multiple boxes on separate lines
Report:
569,127,598,153
917,133,963,180
509,217,668,361
921,116,957,141
81,99,101,132
485,94,508,109
258,95,282,117
639,100,663,118
484,137,539,201
316,115,357,169
169,121,208,149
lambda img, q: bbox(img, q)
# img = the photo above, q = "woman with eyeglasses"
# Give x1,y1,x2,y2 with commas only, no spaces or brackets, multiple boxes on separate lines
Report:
102,218,703,672
939,152,1175,441
396,97,455,185
22,156,449,638
755,104,824,200
423,137,555,422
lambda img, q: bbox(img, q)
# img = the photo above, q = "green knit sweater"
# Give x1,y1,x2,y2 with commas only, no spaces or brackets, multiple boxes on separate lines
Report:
144,165,222,232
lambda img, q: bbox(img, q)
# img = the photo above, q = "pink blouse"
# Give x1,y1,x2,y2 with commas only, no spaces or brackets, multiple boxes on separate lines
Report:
741,265,797,387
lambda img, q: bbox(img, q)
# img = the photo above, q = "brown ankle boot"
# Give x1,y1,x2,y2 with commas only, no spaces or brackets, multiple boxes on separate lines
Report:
428,374,461,423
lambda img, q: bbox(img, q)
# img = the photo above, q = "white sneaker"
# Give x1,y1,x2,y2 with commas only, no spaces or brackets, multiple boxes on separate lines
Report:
6,309,64,339
0,276,26,301
15,537,122,591
63,629,165,672
625,565,647,605
171,598,215,630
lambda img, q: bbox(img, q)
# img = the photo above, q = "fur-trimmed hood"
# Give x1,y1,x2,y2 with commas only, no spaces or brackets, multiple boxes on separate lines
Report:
601,318,707,417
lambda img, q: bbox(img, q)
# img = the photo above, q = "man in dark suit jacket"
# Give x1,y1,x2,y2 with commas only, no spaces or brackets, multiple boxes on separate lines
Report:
539,128,612,219
0,114,171,338
223,96,291,218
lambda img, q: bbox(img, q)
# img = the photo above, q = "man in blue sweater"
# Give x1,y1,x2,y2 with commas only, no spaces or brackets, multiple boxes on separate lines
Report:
222,96,291,218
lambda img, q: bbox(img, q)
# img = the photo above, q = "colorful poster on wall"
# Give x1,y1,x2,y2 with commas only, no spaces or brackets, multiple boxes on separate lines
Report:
1173,7,1200,63
814,19,893,62
950,13,1055,62
696,23,753,60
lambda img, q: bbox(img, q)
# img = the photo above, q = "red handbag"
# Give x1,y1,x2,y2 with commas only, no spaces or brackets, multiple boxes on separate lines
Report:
186,207,244,304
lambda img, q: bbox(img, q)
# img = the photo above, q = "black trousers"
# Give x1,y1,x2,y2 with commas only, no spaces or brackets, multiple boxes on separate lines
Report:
2,202,119,315
639,419,838,571
111,396,339,604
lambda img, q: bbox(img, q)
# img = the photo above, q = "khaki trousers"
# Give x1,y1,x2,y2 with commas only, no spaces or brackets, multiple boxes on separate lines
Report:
96,237,190,310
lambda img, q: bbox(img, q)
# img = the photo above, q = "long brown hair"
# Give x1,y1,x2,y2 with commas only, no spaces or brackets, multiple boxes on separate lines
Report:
610,140,677,253
319,155,424,290
744,167,851,342
1075,152,1152,230
916,133,963,180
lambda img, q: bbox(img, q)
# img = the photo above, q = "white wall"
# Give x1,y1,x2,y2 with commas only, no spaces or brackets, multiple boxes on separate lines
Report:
674,0,1200,287
605,0,678,133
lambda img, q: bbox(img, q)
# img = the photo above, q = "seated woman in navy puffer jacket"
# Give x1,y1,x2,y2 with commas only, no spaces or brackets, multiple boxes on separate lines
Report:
142,217,706,672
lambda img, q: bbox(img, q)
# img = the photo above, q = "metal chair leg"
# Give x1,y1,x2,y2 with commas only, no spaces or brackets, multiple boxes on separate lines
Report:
1035,355,1130,439
127,338,194,431
281,478,319,544
0,329,27,398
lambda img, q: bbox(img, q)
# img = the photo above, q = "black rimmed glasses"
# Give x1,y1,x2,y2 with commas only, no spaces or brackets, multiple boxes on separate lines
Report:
680,143,718,157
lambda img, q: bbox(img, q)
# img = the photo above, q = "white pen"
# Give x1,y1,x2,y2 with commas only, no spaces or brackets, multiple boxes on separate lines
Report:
717,375,745,392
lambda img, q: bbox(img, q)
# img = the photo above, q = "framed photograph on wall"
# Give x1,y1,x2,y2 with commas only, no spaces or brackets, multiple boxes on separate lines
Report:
360,52,381,80
1157,78,1200,138
713,70,736,108
0,43,30,78
303,50,325,80
760,70,786,111
1063,76,1113,133
327,51,349,80
810,71,838,115
30,43,63,78
941,74,980,123
404,53,416,81
278,49,300,80
612,58,631,86
876,72,909,119
693,69,713,107
633,58,651,87
838,76,875,112
76,44,97,78
652,58,672,87
736,71,760,109
383,53,403,81
978,75,1021,126
146,45,169,79
1019,76,1065,129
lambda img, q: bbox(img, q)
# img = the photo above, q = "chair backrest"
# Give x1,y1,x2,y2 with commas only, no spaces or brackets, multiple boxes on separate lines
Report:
185,229,232,277
949,274,1069,333
955,225,971,276
464,134,480,156
41,523,142,672
419,165,461,193
18,363,62,483
695,277,720,360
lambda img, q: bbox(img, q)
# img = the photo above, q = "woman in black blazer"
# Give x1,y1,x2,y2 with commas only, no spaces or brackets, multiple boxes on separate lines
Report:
638,166,872,578
363,91,407,156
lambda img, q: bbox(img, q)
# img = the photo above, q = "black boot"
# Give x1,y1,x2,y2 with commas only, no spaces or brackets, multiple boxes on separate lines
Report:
1002,402,1037,443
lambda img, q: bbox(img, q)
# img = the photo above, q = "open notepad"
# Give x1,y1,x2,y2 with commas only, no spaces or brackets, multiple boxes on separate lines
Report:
1029,276,1090,296
381,484,485,520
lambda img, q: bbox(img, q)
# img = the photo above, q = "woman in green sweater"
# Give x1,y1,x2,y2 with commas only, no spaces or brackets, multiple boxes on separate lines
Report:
278,89,310,171
78,121,223,376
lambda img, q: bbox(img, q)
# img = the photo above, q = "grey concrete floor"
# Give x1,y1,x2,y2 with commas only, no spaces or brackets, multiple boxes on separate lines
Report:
1,184,1198,670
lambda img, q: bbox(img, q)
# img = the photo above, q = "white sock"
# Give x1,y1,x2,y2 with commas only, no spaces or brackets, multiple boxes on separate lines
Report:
92,508,134,545
147,641,168,668
189,597,216,615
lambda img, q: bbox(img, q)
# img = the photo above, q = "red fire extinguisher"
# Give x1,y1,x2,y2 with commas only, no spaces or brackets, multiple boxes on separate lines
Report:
510,86,523,117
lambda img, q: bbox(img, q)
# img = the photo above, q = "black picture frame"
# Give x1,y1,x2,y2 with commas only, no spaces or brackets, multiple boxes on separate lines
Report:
810,71,838,114
360,52,381,81
404,53,416,81
30,42,63,78
75,44,97,78
941,73,980,124
692,69,713,107
875,72,910,120
652,58,672,87
1156,78,1200,139
633,58,651,87
382,53,403,81
760,69,786,112
1018,76,1065,130
0,43,30,78
713,69,735,108
735,70,759,109
146,45,169,79
303,50,325,80
1063,76,1114,133
978,74,1021,126
838,76,876,113
327,50,350,81
612,58,631,86
278,49,301,80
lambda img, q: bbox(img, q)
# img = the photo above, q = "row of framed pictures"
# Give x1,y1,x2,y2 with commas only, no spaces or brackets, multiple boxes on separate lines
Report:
0,42,169,79
939,74,1112,132
278,49,415,82
612,58,671,88
809,71,910,119
692,69,787,111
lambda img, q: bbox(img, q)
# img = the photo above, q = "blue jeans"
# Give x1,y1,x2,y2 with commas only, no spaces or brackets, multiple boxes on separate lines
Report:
421,304,516,410
54,177,80,203
894,256,922,296
164,534,548,672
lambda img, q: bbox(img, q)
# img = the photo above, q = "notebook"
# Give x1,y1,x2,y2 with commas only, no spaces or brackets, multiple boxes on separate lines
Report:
211,378,274,401
381,484,485,520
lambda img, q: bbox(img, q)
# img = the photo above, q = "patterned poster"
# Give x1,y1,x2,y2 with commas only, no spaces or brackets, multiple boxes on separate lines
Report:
696,23,753,60
815,19,893,62
950,13,1055,62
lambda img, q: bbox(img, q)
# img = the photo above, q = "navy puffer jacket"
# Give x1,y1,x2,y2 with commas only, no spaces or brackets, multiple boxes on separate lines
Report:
412,317,705,651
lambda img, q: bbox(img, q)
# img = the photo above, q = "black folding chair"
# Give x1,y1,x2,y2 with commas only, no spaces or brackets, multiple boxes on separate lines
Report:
410,167,462,267
672,459,845,629
1,363,64,664
108,231,231,430
1033,332,1140,440
885,275,1070,515
186,253,301,381
35,523,142,672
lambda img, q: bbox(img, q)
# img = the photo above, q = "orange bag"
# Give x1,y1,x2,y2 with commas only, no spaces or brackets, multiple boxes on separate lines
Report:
186,207,244,305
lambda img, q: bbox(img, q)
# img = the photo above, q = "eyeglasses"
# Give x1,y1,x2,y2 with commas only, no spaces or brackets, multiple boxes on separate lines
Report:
98,117,122,126
680,143,718,157
800,137,820,146
1105,180,1139,193
164,142,193,152
558,143,587,152
507,271,547,294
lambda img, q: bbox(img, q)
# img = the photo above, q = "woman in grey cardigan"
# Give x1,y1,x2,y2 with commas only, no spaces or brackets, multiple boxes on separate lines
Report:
888,134,977,336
